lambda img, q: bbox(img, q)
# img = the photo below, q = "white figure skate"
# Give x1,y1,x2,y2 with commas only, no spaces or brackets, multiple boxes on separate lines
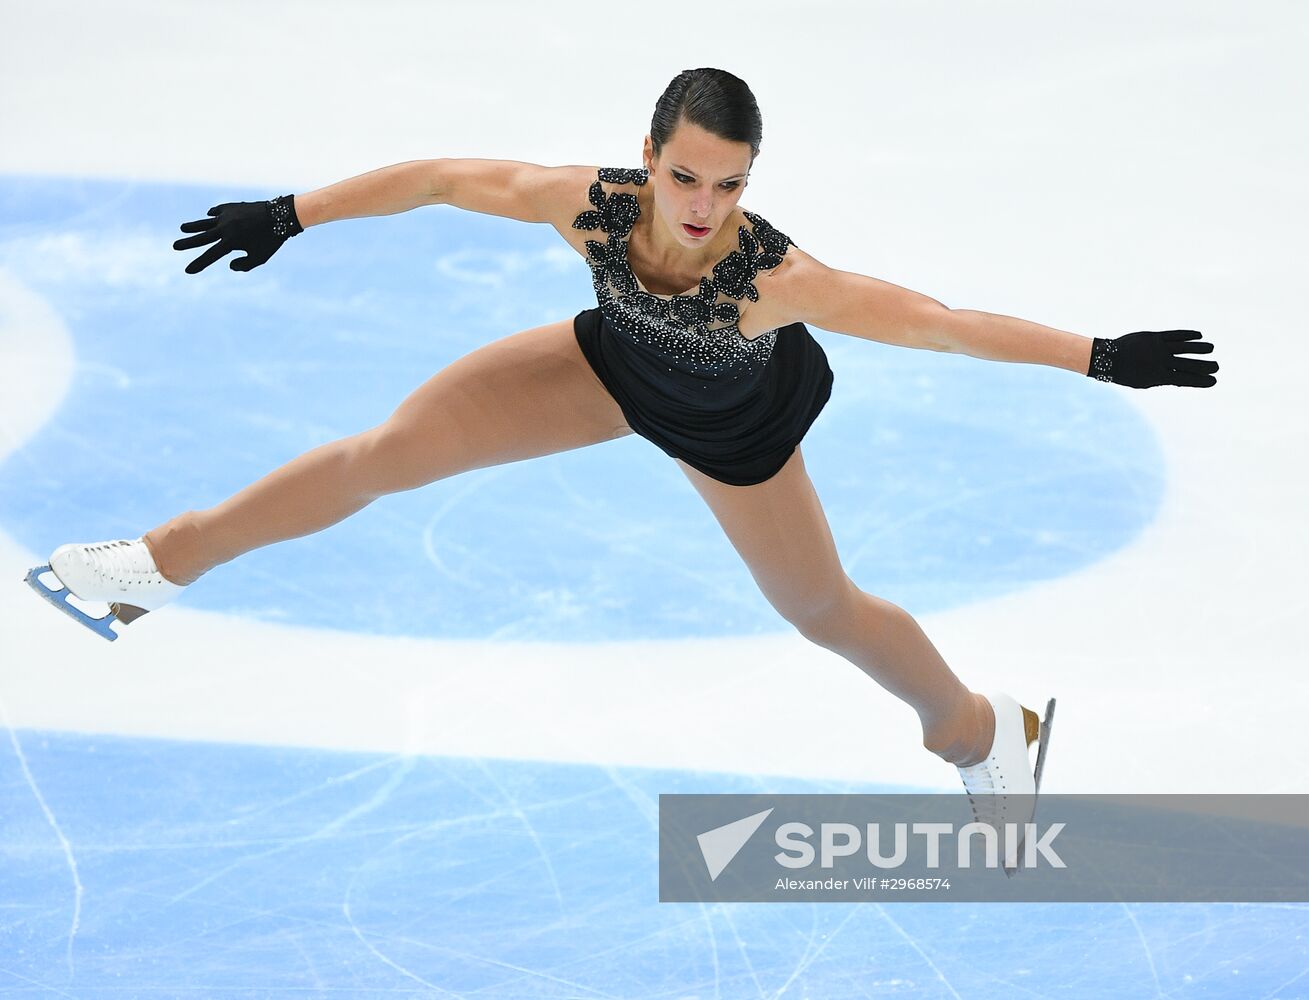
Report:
956,692,1056,877
25,538,186,641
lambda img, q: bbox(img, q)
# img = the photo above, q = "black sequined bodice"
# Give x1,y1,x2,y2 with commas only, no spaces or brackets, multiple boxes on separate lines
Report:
571,166,797,390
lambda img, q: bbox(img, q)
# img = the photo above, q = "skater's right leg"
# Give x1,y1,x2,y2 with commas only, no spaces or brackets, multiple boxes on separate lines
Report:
142,318,632,585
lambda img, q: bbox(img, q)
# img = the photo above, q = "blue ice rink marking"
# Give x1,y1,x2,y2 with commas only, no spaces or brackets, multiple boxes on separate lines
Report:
0,175,1164,641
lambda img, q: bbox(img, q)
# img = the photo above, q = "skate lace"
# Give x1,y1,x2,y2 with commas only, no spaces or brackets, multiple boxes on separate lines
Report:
91,539,153,587
958,759,996,794
958,758,1002,825
958,755,1037,841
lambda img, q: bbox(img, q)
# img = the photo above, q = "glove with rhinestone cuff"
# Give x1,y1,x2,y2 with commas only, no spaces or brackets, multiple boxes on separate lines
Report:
1086,329,1218,388
173,194,303,274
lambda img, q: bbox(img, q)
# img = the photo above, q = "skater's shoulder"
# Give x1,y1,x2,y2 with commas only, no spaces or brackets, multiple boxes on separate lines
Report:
529,164,624,229
568,165,650,209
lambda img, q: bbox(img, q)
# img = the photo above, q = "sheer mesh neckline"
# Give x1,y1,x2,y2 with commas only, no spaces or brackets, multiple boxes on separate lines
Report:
631,268,711,301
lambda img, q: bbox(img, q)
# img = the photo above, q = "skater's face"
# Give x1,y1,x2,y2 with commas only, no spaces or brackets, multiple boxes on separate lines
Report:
642,121,752,254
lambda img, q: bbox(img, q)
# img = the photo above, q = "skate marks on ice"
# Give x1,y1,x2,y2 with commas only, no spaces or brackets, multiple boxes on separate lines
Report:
0,697,82,983
3,728,1307,997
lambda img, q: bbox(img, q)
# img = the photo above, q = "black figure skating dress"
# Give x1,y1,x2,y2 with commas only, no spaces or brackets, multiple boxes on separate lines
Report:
571,166,833,486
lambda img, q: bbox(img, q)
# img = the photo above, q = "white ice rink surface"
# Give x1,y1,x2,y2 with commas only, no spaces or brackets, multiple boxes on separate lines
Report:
2,1,1304,796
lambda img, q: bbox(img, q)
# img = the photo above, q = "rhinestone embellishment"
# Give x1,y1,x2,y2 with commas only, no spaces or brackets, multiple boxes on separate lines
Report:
1088,336,1117,382
269,194,303,239
572,167,797,382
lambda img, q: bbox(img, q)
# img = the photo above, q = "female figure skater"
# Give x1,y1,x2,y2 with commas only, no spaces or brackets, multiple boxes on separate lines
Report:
26,69,1218,841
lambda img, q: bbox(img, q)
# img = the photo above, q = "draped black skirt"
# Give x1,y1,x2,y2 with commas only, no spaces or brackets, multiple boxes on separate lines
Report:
573,307,834,486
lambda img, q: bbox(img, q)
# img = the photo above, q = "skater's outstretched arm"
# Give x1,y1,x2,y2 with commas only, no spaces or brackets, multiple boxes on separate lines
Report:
175,159,582,274
294,158,580,226
762,245,1218,388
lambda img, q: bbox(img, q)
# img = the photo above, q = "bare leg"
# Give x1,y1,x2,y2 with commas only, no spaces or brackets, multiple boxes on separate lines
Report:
142,432,378,586
809,588,997,766
675,447,995,766
143,317,632,586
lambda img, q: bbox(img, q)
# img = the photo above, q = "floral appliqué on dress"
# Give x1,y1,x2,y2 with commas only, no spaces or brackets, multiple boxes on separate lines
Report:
571,166,796,378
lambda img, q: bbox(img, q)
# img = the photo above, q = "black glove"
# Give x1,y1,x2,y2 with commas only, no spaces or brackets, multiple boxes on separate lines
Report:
1087,330,1218,388
173,194,303,274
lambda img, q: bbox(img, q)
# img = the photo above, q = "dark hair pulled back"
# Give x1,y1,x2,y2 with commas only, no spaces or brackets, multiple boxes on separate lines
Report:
649,68,762,163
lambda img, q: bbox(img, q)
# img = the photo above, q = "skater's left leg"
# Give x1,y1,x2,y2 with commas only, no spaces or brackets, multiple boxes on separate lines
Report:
674,446,995,767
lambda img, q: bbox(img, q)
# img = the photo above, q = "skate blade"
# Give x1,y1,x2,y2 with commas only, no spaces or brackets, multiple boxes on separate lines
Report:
1033,697,1056,796
1003,697,1057,880
24,564,140,642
